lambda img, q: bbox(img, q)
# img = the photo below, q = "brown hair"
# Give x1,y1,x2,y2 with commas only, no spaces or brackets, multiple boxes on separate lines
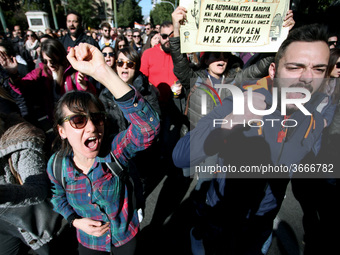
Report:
326,48,340,104
40,38,68,76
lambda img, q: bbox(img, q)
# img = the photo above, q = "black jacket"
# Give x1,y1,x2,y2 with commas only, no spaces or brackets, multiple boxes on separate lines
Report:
60,32,99,52
99,72,161,134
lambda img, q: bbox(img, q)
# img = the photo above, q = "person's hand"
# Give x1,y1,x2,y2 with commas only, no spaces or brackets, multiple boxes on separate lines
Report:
283,10,295,31
221,91,266,129
76,72,87,88
68,43,131,98
0,51,18,75
171,82,182,95
67,43,106,80
172,6,187,37
73,218,110,237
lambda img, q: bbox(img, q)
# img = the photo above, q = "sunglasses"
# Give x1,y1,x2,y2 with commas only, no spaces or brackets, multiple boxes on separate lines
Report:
116,59,136,68
61,112,106,129
133,35,140,38
103,52,115,57
160,31,173,40
328,41,337,46
27,34,33,37
336,62,340,69
42,58,56,65
103,29,110,32
211,52,230,59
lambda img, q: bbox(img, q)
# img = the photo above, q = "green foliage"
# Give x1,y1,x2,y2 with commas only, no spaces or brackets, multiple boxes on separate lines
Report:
3,9,27,30
0,0,45,29
117,0,142,28
150,2,174,25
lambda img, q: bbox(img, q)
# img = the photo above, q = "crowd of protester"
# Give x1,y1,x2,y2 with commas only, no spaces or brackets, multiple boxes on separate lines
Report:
0,5,339,255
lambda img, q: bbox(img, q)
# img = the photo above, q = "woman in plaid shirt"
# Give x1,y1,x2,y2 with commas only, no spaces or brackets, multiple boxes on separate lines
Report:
46,43,160,254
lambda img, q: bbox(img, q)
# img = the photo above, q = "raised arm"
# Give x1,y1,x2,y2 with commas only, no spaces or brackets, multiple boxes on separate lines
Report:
170,6,200,90
172,6,187,37
67,43,132,98
283,10,295,31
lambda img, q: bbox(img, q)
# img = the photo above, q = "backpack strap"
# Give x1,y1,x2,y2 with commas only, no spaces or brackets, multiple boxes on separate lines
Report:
106,152,139,211
105,152,125,178
52,151,65,189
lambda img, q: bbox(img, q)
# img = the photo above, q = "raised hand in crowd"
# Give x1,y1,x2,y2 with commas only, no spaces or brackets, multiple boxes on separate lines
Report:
283,10,295,31
0,50,18,75
172,6,187,37
67,43,132,98
76,72,88,90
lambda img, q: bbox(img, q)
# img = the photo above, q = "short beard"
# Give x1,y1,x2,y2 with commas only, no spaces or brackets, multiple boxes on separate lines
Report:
161,42,171,53
68,27,81,38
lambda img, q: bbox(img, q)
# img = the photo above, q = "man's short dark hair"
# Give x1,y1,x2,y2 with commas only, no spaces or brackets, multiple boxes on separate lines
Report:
101,22,111,30
145,23,154,29
275,24,329,68
160,21,173,29
66,10,82,25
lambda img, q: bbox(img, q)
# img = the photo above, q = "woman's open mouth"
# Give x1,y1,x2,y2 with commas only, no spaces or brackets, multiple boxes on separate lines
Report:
84,136,99,150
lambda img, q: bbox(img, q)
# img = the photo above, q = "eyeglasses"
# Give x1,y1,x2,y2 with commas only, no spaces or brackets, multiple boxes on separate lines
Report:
328,41,337,46
116,59,136,68
160,31,174,40
336,62,340,69
133,35,140,38
103,52,115,57
60,112,106,129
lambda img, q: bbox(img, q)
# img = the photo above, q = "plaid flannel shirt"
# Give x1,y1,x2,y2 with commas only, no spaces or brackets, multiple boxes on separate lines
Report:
47,90,159,251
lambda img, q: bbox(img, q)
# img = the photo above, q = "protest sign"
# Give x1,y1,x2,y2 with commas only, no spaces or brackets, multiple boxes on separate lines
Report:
179,0,290,53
